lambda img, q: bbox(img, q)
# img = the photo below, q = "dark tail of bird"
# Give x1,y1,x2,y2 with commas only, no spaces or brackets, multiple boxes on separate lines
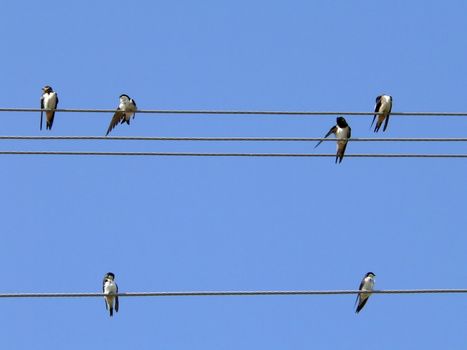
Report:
374,117,384,133
336,151,344,164
355,298,368,314
109,307,113,317
46,112,54,130
382,115,390,132
370,115,376,131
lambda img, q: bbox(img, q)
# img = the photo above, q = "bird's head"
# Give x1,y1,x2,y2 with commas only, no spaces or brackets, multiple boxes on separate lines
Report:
104,272,115,281
365,272,376,278
336,116,348,128
42,86,53,93
119,94,131,102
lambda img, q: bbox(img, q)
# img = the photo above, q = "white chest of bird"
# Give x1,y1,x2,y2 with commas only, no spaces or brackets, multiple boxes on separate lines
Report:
43,92,58,109
361,276,375,294
120,99,136,121
335,126,348,145
104,280,117,295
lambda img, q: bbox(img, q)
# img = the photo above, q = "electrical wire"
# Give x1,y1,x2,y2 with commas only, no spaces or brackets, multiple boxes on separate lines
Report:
0,136,467,142
0,151,465,157
0,289,466,298
1,108,467,116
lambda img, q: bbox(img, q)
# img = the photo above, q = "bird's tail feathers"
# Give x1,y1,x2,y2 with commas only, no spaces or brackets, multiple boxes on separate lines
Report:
355,296,369,314
46,112,54,130
382,115,390,131
374,123,381,133
370,115,376,130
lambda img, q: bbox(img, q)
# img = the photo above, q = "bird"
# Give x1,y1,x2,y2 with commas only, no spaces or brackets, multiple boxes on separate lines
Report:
40,85,59,130
103,272,119,317
105,94,137,135
314,116,351,164
371,94,392,132
355,272,376,313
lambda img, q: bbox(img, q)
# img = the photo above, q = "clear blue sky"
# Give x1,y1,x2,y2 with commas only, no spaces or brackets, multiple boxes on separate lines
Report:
1,1,466,349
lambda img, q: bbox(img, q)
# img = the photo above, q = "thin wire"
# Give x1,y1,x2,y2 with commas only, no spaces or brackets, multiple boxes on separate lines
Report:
1,136,467,142
1,108,467,116
0,151,465,157
0,289,466,298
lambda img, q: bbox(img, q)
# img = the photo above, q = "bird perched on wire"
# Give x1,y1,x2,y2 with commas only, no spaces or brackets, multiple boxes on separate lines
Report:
106,94,137,135
371,94,392,132
40,85,59,130
355,272,376,313
103,272,119,317
315,116,351,164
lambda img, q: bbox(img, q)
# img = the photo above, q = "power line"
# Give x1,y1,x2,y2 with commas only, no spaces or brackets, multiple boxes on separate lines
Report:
0,289,466,299
1,136,467,142
1,108,467,116
0,151,465,158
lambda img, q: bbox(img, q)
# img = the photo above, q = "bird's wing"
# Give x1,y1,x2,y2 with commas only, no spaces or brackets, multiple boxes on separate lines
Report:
374,95,382,109
49,95,58,122
315,126,337,148
106,110,124,136
382,115,390,131
115,284,119,312
103,283,108,310
131,99,137,119
50,95,58,122
371,96,382,129
40,96,44,130
354,278,365,307
382,103,392,131
355,296,369,313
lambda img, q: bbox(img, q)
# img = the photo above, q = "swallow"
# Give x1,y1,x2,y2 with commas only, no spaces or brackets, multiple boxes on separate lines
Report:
315,116,351,163
355,272,376,314
105,94,137,135
371,94,392,132
103,272,119,317
40,86,59,130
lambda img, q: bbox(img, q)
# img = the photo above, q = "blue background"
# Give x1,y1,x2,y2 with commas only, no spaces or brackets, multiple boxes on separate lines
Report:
1,1,466,349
